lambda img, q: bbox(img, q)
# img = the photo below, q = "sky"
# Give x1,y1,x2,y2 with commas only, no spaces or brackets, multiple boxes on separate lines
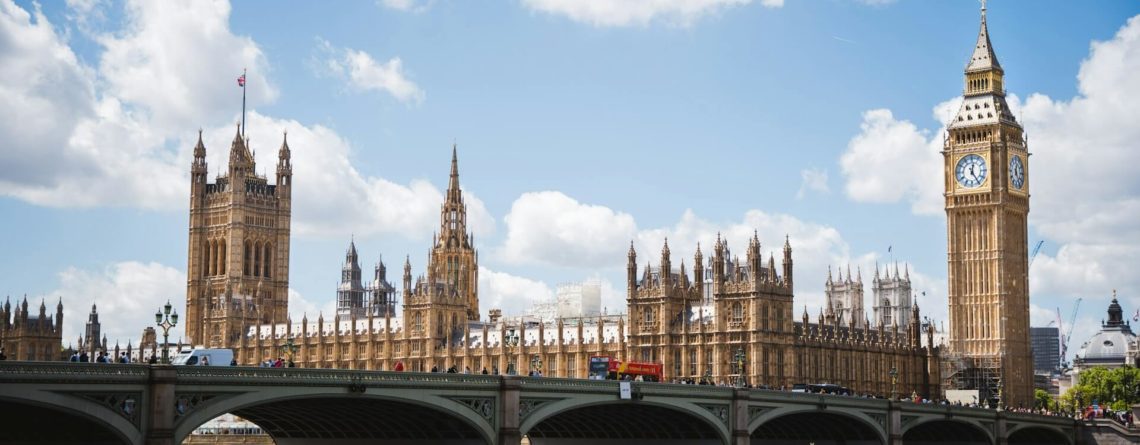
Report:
0,0,1138,365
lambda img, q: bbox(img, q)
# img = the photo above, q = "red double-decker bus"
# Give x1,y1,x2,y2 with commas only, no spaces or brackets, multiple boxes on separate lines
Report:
588,356,662,382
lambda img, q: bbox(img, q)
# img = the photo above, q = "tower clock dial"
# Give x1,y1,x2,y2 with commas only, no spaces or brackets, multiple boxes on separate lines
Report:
955,154,988,188
1009,155,1025,189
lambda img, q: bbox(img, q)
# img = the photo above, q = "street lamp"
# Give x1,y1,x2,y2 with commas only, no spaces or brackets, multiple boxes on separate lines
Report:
504,328,519,375
154,300,178,364
996,380,1004,411
281,337,299,367
733,348,746,387
888,366,898,400
531,354,543,377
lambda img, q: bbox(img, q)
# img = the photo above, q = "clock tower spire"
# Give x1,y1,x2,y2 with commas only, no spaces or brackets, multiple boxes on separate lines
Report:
943,2,1032,408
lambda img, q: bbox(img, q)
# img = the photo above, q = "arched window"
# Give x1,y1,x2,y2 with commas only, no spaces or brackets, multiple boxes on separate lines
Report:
645,308,654,324
243,241,252,276
413,312,422,332
732,302,743,322
253,241,261,277
263,243,272,278
437,314,444,337
207,240,216,276
219,242,226,274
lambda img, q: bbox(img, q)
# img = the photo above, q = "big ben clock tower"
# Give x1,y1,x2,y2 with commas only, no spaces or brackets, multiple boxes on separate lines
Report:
944,2,1032,408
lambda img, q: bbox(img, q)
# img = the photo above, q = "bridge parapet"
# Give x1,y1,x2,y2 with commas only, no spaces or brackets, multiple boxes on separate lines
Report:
0,361,150,383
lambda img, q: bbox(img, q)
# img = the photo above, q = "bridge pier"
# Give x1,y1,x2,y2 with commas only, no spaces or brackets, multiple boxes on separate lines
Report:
888,401,902,445
732,389,750,445
145,365,177,445
500,376,523,445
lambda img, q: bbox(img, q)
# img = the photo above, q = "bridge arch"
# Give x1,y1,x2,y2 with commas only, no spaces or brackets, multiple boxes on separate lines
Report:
1007,424,1072,445
749,407,887,445
0,393,139,445
902,418,994,445
174,387,496,445
521,398,730,445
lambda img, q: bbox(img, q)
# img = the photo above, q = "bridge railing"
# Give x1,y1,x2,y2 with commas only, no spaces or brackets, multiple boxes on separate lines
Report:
0,361,150,383
175,366,503,388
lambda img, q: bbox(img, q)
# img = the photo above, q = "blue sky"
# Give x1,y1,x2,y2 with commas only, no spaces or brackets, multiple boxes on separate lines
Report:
1,0,1138,363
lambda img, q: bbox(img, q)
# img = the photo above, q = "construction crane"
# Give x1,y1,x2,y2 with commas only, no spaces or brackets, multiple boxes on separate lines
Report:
1058,298,1082,368
1029,240,1045,268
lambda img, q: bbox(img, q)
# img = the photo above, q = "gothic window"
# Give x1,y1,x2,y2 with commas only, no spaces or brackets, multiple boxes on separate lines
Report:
243,242,252,276
413,312,422,332
732,302,743,323
644,308,654,324
253,241,261,277
220,243,226,274
450,210,457,230
263,244,272,278
689,350,697,375
437,314,444,337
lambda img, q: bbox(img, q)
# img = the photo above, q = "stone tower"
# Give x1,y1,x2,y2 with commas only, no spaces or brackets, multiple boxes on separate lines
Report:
943,3,1032,408
401,146,478,354
185,126,292,348
83,303,101,356
337,239,367,317
871,263,912,328
825,265,864,328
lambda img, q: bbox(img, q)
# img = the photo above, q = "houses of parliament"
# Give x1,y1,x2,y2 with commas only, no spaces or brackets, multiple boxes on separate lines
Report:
181,4,1032,406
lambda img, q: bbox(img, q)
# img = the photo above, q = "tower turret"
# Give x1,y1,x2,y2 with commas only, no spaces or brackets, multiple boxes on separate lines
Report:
627,242,637,296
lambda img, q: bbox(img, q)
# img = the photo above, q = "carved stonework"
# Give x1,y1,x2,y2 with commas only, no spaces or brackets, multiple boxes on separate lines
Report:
73,392,142,427
519,399,555,422
865,412,887,429
748,406,770,424
174,393,220,419
698,404,730,427
449,397,495,421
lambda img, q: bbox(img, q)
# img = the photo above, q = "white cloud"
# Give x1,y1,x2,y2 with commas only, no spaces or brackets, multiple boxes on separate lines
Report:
47,262,186,349
499,191,638,268
839,15,1140,342
520,0,776,28
839,104,951,215
379,0,433,13
796,167,830,199
288,288,336,321
201,113,494,239
478,267,554,316
0,0,268,209
96,0,277,135
0,0,480,240
317,38,424,104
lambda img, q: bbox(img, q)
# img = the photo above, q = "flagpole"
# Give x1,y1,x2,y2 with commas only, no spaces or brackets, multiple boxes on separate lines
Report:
241,68,247,139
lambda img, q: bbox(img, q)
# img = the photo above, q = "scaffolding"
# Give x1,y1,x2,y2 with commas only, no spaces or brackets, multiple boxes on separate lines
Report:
941,352,1003,406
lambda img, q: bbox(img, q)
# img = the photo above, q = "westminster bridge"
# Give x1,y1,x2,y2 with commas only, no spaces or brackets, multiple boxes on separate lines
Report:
0,362,1078,445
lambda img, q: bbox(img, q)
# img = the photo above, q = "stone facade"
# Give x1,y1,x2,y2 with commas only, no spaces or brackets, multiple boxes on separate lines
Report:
943,5,1034,407
872,263,913,329
190,147,939,397
185,127,292,348
0,297,63,361
825,265,865,328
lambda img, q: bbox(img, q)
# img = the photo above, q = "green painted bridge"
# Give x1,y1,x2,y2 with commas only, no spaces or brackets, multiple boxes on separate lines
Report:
0,362,1077,445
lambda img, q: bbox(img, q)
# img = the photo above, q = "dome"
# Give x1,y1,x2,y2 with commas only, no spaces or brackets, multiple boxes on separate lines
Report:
1078,329,1136,362
1075,295,1137,366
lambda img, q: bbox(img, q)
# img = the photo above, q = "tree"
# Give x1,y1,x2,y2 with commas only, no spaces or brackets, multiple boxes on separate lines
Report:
1062,366,1140,413
1034,389,1053,410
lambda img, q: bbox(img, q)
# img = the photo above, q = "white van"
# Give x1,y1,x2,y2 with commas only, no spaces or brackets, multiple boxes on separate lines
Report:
171,348,234,366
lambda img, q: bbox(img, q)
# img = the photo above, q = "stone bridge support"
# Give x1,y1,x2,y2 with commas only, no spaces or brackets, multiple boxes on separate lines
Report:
145,366,177,445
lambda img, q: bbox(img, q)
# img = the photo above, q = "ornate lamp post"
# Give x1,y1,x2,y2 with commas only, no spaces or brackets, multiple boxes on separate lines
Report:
996,380,1004,411
281,337,299,367
733,348,746,387
888,366,898,400
504,328,519,375
531,354,543,377
154,300,178,364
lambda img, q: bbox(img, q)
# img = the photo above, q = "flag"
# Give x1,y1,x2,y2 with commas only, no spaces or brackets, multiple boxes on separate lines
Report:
237,73,246,87
888,245,892,253
1133,309,1138,322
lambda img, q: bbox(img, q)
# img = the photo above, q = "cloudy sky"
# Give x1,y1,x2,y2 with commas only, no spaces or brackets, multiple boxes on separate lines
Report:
1,0,1137,363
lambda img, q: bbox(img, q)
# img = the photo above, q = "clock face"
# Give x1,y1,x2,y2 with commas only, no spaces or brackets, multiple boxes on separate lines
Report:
1009,155,1025,189
955,154,988,188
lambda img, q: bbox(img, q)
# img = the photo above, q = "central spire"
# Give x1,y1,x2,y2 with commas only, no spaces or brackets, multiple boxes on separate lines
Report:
967,0,1001,73
448,144,460,201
